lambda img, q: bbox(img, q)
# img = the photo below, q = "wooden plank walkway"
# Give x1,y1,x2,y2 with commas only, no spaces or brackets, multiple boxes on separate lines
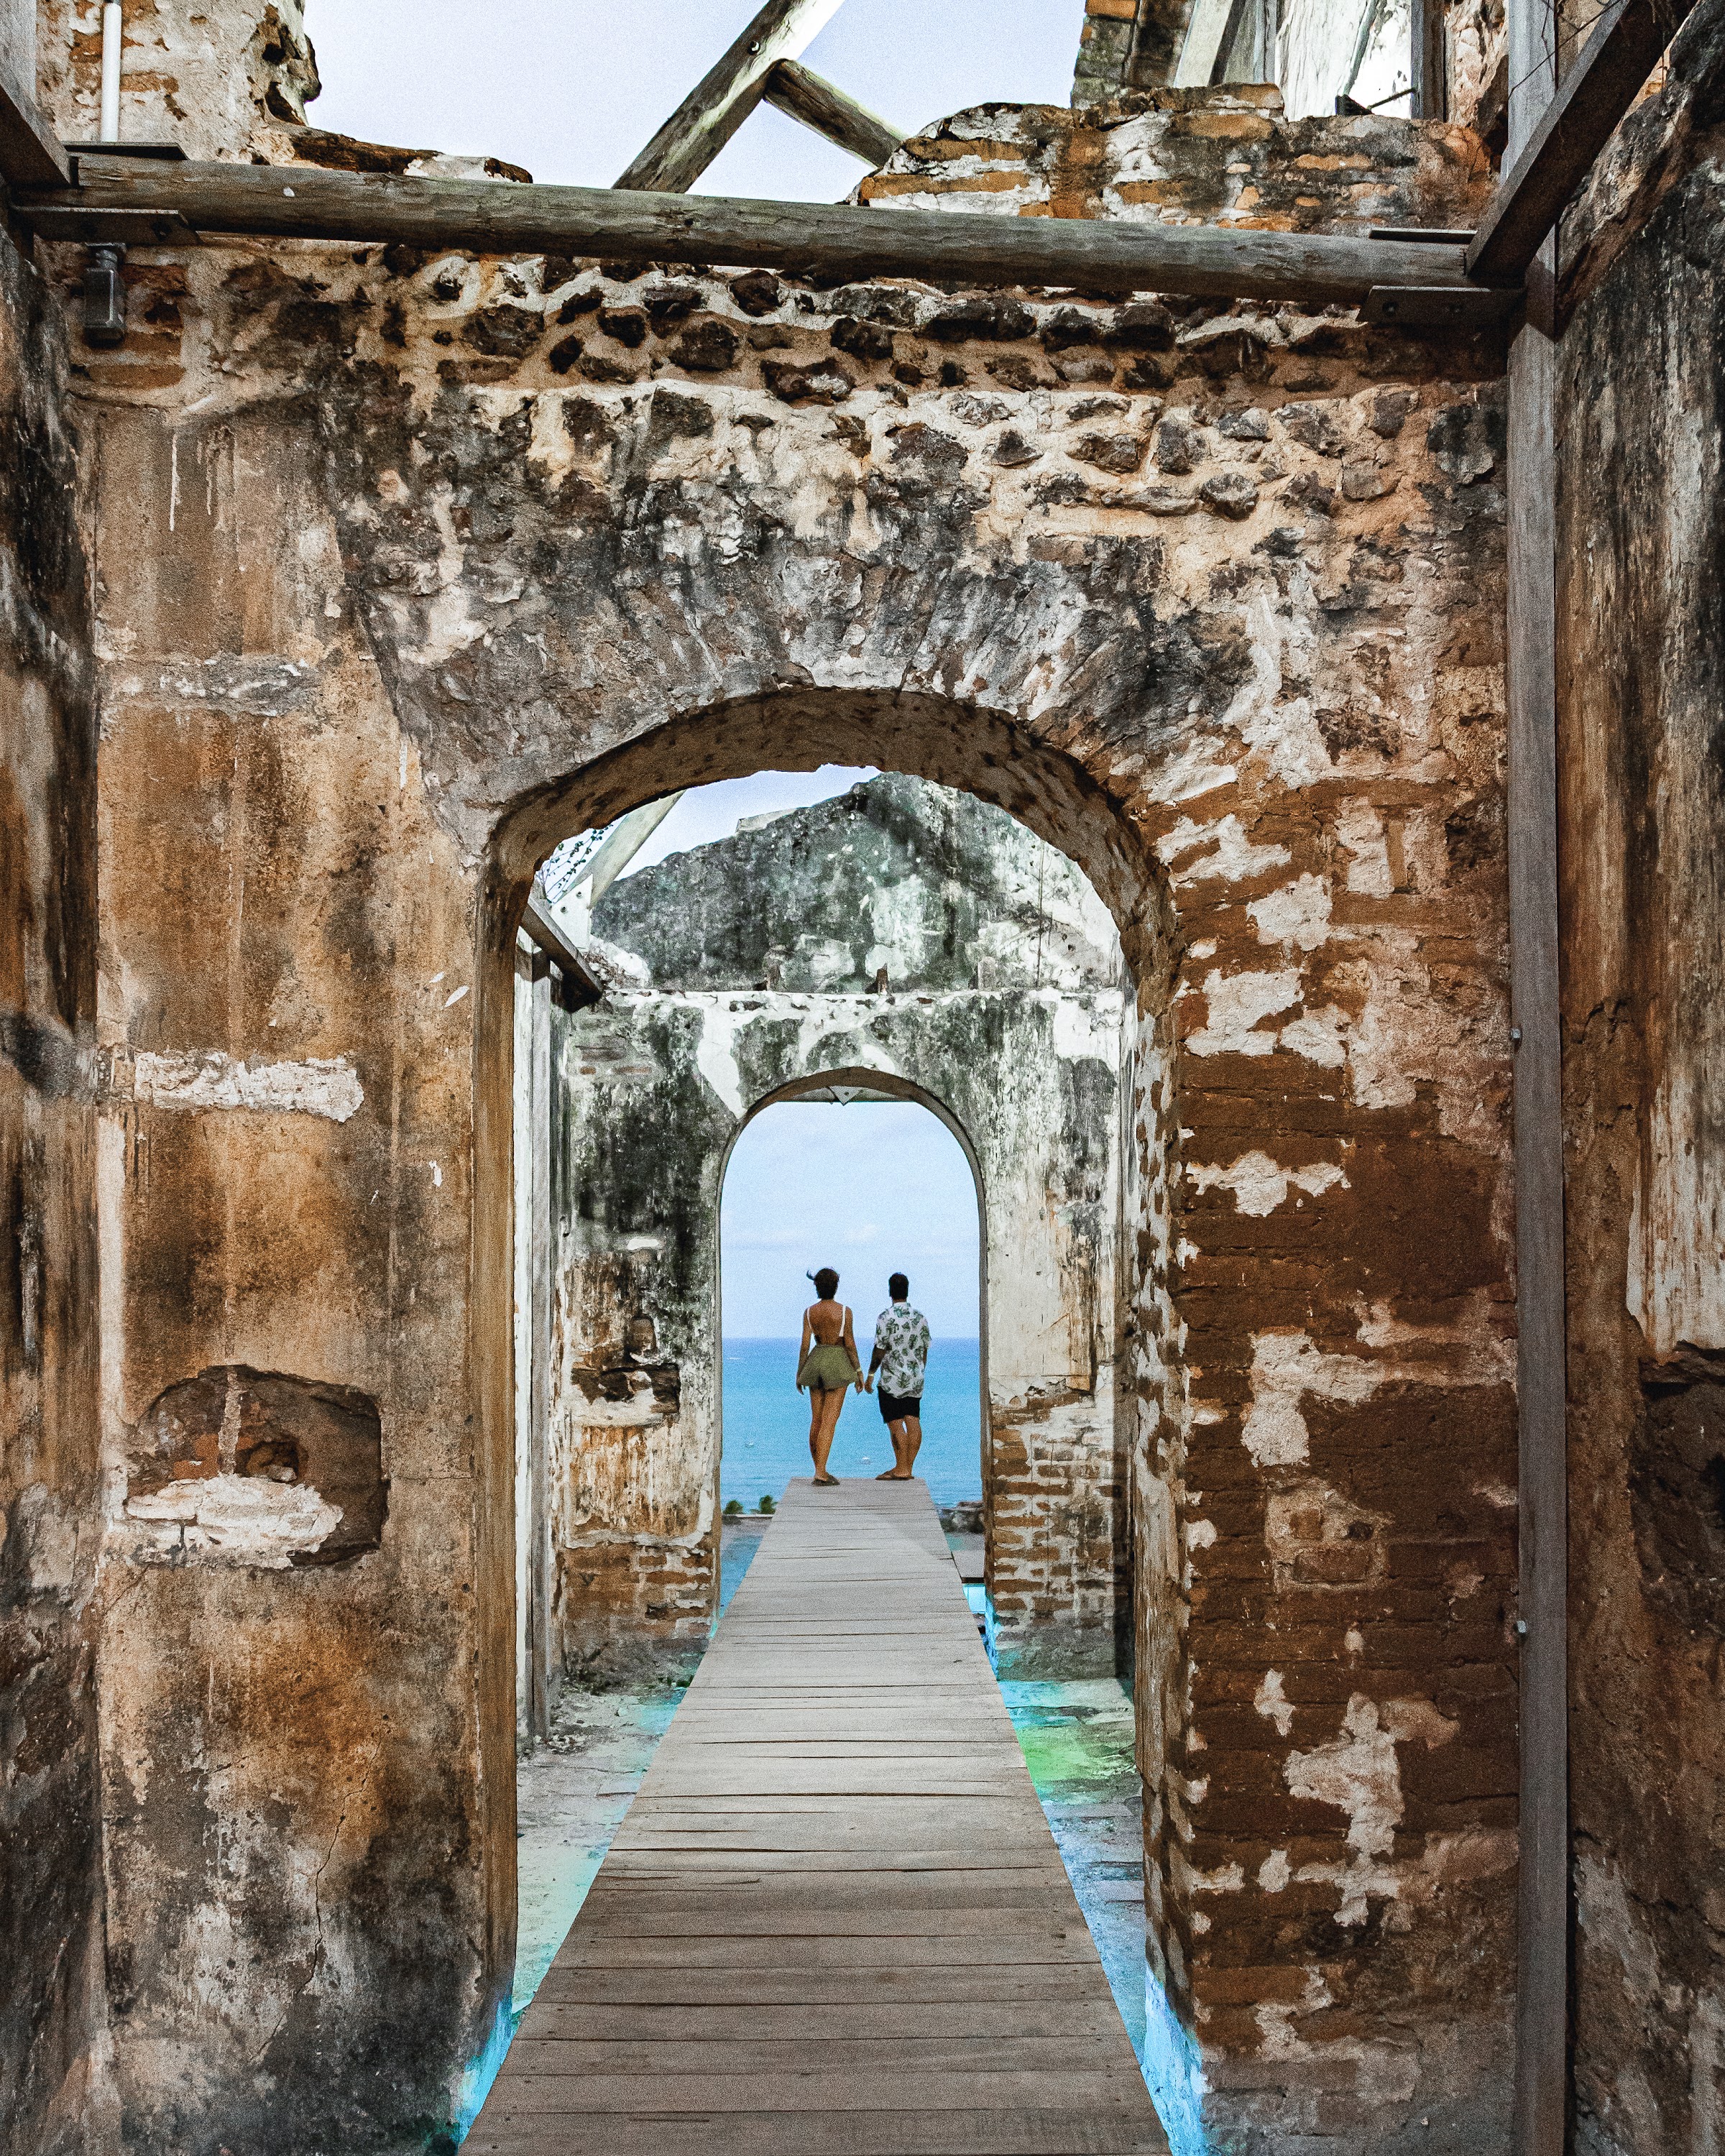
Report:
470,1477,1169,2156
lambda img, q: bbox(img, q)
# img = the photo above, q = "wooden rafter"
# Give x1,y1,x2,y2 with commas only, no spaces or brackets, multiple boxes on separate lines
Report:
761,58,906,167
615,0,848,194
1467,0,1694,282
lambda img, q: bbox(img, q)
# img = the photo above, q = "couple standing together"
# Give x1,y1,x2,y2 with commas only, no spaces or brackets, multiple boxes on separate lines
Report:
796,1268,929,1487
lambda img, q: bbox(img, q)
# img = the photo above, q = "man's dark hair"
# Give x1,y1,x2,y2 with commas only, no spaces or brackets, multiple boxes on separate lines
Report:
889,1273,909,1301
814,1267,840,1299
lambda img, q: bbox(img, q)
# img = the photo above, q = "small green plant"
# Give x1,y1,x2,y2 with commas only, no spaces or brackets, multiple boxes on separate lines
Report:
758,1494,776,1515
723,1498,744,1518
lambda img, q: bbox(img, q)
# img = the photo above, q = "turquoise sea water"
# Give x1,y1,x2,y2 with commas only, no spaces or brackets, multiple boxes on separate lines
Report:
720,1335,983,1509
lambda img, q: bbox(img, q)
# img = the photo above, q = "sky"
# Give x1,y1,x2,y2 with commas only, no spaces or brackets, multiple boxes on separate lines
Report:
722,1100,981,1337
303,0,1085,203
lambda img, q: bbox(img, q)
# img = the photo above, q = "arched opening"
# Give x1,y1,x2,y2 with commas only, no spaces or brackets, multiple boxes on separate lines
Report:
716,1090,985,1606
497,724,1168,2031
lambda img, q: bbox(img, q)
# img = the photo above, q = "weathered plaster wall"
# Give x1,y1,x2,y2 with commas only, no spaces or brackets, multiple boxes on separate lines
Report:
543,773,1132,1685
37,0,318,154
0,183,105,2156
1557,6,1725,2148
42,6,1519,2142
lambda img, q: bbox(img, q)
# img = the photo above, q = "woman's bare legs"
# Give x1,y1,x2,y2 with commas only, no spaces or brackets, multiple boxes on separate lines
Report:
809,1386,845,1482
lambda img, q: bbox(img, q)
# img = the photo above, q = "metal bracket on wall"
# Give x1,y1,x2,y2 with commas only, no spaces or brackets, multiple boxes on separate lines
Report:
1361,283,1516,326
29,203,198,244
81,241,126,346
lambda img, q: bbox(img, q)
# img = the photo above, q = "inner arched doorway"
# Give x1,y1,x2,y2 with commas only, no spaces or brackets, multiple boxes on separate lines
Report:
516,768,1143,1703
717,1085,985,1512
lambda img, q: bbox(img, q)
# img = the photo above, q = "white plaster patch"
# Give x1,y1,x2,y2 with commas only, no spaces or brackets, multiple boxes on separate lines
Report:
1284,1695,1402,1924
1255,1668,1296,1737
1241,1330,1379,1467
1334,801,1394,895
119,1473,342,1570
1248,873,1333,952
1259,1848,1292,1892
1156,811,1290,883
1144,736,1238,805
1253,1968,1335,2060
1284,1694,1460,1926
1184,969,1302,1056
1278,1004,1349,1068
691,1005,745,1115
1230,592,1335,786
130,1050,363,1124
1187,1151,1346,1216
1051,994,1124,1063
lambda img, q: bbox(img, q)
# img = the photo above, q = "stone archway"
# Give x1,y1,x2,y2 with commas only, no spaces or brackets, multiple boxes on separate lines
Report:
526,764,1138,1697
90,254,1516,2145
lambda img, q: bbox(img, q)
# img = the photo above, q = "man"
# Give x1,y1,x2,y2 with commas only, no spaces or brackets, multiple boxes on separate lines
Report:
867,1272,931,1481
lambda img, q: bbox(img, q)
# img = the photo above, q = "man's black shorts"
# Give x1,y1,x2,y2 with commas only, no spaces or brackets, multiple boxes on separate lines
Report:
878,1387,924,1424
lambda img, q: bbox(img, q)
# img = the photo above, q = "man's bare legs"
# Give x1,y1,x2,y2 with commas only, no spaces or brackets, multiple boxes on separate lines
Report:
808,1386,845,1483
877,1411,924,1479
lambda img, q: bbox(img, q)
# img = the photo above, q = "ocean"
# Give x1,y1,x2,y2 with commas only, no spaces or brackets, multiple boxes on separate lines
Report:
719,1336,983,1510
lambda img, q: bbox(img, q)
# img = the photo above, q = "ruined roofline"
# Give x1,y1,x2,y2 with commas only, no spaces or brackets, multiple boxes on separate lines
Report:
590,774,1127,1000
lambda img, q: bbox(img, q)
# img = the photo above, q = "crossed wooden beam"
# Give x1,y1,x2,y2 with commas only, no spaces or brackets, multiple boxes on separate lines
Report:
615,0,906,193
0,0,1695,323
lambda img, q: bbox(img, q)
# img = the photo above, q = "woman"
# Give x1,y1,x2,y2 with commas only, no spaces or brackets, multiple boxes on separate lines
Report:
795,1267,864,1485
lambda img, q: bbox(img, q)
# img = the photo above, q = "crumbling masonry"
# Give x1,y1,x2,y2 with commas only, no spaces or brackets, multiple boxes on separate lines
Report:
3,0,1725,2152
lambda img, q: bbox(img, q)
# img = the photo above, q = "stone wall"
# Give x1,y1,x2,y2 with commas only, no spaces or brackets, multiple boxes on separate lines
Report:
1557,5,1725,2150
18,2,1522,2144
0,178,104,2156
543,774,1131,1685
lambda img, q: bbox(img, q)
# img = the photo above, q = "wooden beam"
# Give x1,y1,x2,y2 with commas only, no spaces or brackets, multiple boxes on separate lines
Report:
1504,0,1567,2151
19,155,1514,313
0,0,68,186
761,58,906,168
1171,0,1236,85
0,63,70,186
585,798,683,906
615,0,847,195
1467,0,1693,284
520,888,604,1008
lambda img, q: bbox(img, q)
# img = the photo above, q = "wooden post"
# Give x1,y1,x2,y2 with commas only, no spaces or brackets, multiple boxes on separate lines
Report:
615,0,847,194
1506,0,1568,2146
528,956,554,1742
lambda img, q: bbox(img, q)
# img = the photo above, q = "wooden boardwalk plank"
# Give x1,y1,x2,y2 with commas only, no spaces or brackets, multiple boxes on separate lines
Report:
474,1478,1168,2154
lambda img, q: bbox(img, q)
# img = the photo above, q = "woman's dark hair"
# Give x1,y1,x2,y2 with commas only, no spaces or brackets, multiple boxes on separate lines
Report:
814,1267,840,1299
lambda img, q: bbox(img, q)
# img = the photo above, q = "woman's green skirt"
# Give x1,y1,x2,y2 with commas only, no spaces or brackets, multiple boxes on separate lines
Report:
798,1343,856,1392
